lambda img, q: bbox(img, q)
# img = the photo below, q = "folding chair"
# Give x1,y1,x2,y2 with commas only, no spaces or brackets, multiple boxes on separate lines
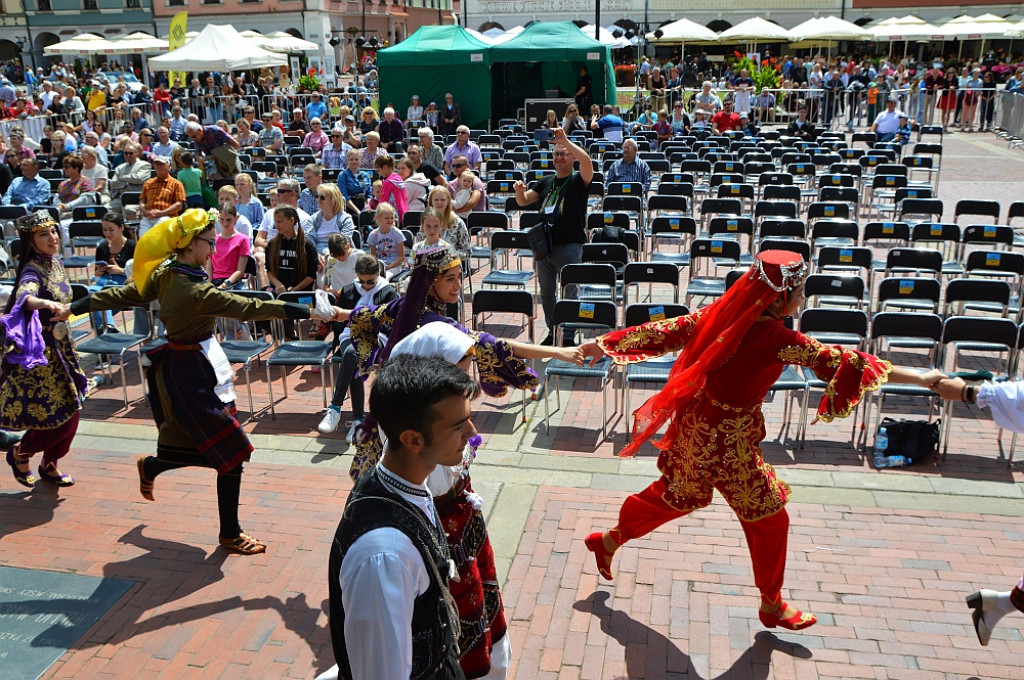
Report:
908,222,962,276
684,238,741,307
72,285,150,408
876,276,941,313
803,273,867,309
543,300,619,440
471,288,535,423
862,312,944,451
619,302,690,437
954,199,1001,226
622,262,680,304
939,316,1019,459
218,290,275,419
560,262,618,303
943,278,1011,318
649,216,697,267
797,307,870,447
264,291,335,418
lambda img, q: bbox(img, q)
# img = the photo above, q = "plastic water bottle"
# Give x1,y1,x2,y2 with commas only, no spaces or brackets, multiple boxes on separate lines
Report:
872,427,888,467
876,454,908,469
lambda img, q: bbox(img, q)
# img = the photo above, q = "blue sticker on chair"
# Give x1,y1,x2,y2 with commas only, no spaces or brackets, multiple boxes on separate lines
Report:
649,305,666,321
579,302,595,319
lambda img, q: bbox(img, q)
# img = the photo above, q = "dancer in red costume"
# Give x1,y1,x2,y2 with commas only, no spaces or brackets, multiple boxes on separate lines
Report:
578,250,942,631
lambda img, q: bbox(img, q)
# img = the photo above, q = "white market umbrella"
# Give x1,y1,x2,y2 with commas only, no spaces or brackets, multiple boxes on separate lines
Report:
1008,19,1024,37
648,18,718,43
937,14,1014,59
789,16,872,42
109,32,169,55
260,31,319,54
869,15,948,41
149,23,286,72
43,33,118,56
718,17,792,44
579,24,631,49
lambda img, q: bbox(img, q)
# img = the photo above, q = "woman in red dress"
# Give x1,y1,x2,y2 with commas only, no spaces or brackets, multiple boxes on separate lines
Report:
937,69,958,129
578,250,942,630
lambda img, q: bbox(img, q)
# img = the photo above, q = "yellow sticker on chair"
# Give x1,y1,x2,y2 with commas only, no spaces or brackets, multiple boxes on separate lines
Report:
839,249,853,263
930,225,942,236
984,226,996,237
899,280,915,294
579,303,595,319
824,206,835,216
649,305,666,321
987,253,1002,266
882,223,895,234
711,240,723,254
604,213,614,223
622,185,632,193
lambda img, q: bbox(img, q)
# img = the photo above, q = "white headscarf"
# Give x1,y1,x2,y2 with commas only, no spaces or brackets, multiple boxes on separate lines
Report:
390,321,474,365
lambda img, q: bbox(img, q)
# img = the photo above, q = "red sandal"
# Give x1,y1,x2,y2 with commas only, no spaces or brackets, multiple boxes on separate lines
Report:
584,532,616,581
758,593,817,631
136,457,155,501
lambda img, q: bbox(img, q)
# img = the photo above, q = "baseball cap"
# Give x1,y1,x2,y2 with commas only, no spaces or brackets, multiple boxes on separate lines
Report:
151,155,171,165
345,115,355,122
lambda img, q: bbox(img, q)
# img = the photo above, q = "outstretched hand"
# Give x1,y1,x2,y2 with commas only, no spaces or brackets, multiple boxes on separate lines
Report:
930,376,968,401
913,368,947,388
578,340,605,367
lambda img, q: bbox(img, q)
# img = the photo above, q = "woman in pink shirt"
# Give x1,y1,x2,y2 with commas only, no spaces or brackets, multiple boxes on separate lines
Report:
212,205,253,339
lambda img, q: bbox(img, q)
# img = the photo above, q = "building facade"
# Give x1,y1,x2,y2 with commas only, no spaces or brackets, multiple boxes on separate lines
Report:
467,0,1023,34
23,0,156,68
0,1,29,65
151,0,460,78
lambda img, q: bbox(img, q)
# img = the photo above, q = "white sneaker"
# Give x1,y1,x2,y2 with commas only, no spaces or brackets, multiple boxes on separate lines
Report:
346,418,364,444
317,408,342,434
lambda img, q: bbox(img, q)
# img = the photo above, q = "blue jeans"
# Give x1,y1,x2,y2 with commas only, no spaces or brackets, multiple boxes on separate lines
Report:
537,242,584,331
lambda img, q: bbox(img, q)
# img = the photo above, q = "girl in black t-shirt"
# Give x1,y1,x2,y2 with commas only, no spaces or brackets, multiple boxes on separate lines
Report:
266,206,318,294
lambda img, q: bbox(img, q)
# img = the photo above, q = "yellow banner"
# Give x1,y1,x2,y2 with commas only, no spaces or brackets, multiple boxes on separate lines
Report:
168,12,188,89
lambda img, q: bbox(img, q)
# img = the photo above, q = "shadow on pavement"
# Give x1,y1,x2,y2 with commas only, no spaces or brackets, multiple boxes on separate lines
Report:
574,591,811,680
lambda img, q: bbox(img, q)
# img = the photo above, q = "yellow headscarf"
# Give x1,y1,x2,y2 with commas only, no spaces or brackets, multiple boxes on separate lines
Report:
133,209,216,294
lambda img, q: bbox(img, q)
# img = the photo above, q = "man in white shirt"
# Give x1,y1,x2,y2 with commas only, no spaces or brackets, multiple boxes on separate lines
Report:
150,126,180,161
871,98,904,142
328,354,477,680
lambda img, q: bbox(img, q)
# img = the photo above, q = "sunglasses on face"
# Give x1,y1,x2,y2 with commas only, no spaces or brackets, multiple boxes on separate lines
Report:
357,276,379,287
317,194,328,200
452,163,467,168
277,188,294,193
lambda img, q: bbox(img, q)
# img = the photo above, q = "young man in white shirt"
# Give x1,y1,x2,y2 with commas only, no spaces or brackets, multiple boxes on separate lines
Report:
327,354,477,680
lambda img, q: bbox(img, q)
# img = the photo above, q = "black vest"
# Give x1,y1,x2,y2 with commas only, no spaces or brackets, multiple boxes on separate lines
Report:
328,468,465,680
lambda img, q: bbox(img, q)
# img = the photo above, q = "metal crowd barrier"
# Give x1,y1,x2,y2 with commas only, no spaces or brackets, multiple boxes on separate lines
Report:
997,91,1024,145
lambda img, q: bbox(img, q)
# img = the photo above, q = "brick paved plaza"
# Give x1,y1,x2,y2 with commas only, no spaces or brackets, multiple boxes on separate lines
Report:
2,130,1024,679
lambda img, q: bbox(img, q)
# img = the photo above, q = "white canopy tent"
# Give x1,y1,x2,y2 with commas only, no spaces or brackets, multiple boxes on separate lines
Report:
647,18,719,43
937,14,1015,59
481,27,505,39
464,28,497,45
868,15,949,59
259,31,319,54
490,26,524,44
109,32,169,55
149,24,287,72
43,33,118,56
789,16,872,42
579,24,631,49
718,17,792,45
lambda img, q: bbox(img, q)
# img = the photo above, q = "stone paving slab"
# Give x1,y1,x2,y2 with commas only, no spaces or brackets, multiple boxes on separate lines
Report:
2,446,1023,680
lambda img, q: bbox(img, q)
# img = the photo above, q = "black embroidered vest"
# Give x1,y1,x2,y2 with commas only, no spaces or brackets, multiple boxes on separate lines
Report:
328,468,465,680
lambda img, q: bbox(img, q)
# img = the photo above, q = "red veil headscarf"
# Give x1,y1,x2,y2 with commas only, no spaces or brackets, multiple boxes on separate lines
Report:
620,250,809,458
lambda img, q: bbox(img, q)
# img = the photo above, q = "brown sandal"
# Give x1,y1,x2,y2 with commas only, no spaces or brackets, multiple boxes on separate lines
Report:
219,532,266,555
136,457,154,501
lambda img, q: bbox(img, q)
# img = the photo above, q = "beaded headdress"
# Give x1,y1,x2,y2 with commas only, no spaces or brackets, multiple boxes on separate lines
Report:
412,242,461,274
16,210,57,235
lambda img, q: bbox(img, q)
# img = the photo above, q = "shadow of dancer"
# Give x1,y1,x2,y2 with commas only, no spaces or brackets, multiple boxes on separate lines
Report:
0,483,66,542
574,591,812,679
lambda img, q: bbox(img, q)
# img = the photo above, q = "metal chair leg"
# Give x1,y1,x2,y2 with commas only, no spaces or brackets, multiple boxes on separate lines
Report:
320,360,328,408
119,349,129,407
266,363,276,419
543,375,550,434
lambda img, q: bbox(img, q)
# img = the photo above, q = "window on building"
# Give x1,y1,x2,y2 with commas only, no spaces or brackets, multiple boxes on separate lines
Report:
37,0,52,10
125,0,141,7
167,0,185,5
201,0,221,4
83,0,98,9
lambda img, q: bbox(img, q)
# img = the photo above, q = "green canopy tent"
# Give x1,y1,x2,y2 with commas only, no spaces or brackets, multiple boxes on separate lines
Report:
377,25,492,130
489,21,616,124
